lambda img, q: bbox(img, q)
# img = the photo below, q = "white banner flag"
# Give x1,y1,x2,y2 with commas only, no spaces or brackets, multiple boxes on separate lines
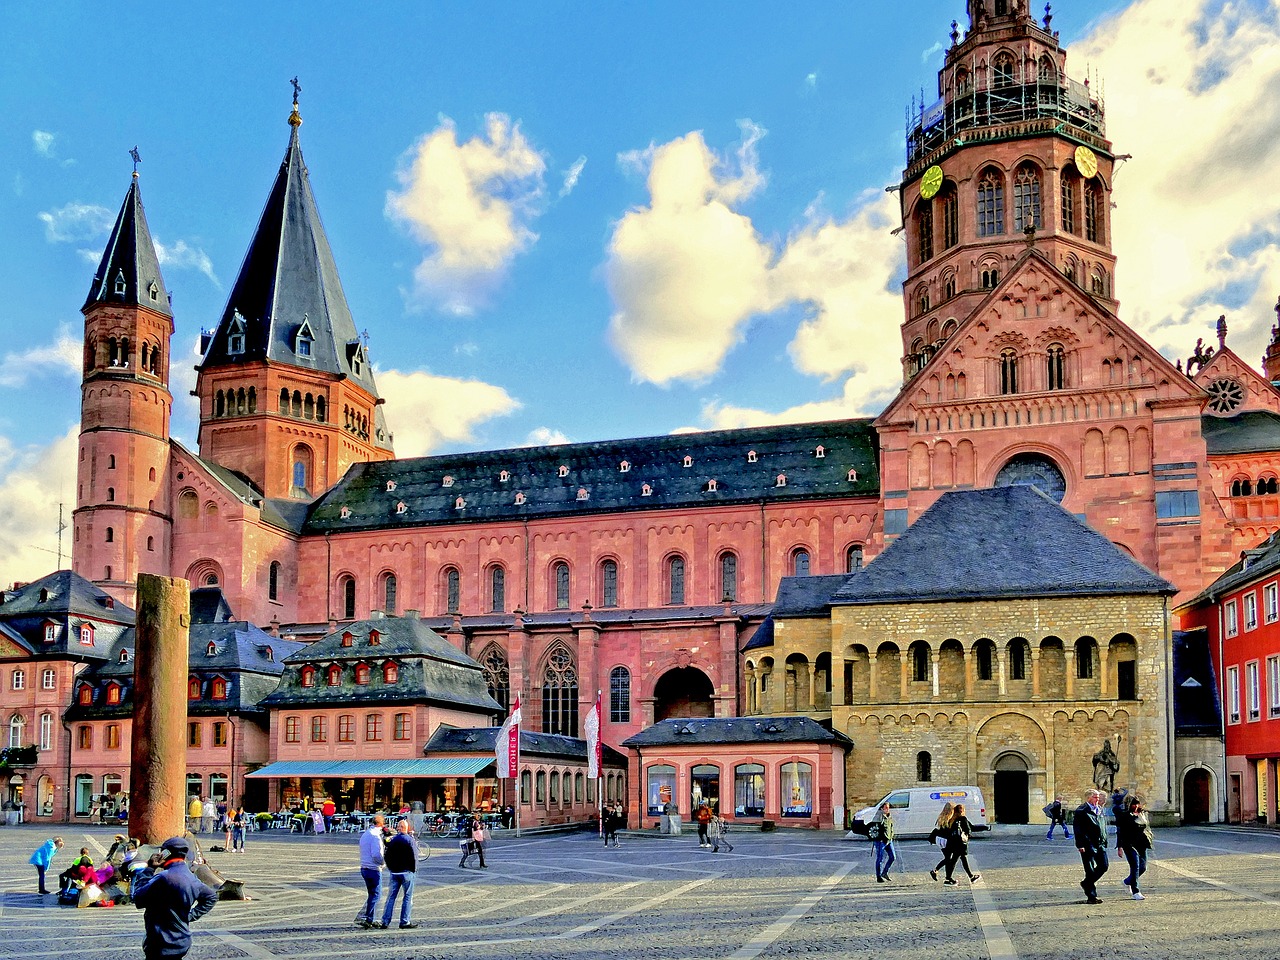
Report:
495,695,521,779
585,692,601,779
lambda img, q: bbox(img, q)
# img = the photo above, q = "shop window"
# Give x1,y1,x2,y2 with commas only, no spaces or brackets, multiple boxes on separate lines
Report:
780,761,813,817
646,764,676,817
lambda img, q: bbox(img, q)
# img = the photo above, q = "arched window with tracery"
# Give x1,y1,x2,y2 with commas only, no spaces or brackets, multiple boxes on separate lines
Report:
480,644,510,714
1047,344,1066,390
382,573,397,615
1085,182,1103,243
1000,349,1019,394
940,184,959,249
1013,164,1042,234
541,643,579,736
916,199,933,264
1038,54,1055,82
554,562,570,610
977,169,1004,237
992,52,1014,86
610,665,631,723
600,559,618,608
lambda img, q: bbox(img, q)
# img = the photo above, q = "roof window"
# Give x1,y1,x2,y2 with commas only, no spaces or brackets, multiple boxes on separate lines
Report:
641,483,653,497
705,479,718,492
227,312,246,355
775,473,788,488
558,465,569,478
386,480,397,492
499,470,510,482
455,496,466,510
815,445,826,458
847,469,858,482
396,501,407,515
148,281,159,302
576,488,589,501
682,456,693,468
514,492,526,505
619,461,630,473
205,641,217,657
339,505,351,519
114,270,126,296
747,450,758,463
442,476,454,488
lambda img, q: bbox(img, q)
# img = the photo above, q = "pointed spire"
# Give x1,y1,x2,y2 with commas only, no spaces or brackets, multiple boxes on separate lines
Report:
83,160,171,318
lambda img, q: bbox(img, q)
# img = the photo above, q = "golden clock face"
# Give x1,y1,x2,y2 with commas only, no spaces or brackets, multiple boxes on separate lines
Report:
920,165,944,200
1074,145,1099,179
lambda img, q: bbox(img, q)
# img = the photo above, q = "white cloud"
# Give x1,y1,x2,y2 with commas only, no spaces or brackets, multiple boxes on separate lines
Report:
32,130,55,157
38,202,113,243
386,113,546,315
0,326,81,387
921,41,944,63
0,428,78,588
805,72,819,90
156,238,219,287
1076,0,1280,366
376,368,520,457
523,427,571,447
560,156,587,198
605,123,903,413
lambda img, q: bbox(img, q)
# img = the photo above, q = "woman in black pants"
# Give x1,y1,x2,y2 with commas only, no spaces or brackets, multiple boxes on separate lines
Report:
942,803,981,884
928,803,954,881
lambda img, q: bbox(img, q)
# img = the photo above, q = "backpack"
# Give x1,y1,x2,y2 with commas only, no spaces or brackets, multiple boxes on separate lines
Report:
1042,803,1055,818
866,820,881,841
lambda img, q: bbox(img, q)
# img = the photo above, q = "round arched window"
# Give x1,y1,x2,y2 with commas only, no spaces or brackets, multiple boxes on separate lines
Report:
994,453,1067,502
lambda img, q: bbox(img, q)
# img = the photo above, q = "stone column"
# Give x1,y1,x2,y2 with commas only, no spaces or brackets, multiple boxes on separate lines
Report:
997,647,1007,697
833,657,847,707
931,653,940,699
1031,648,1041,699
1098,642,1110,699
807,664,818,710
1066,645,1076,699
746,666,757,714
964,647,974,699
898,656,908,703
869,653,879,702
129,574,190,845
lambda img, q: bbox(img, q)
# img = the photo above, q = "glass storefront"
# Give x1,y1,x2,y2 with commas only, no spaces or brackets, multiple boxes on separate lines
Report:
647,764,675,816
734,763,765,817
691,764,720,813
780,761,813,817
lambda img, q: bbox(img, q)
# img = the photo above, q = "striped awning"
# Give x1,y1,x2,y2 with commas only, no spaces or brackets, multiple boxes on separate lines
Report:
245,757,493,778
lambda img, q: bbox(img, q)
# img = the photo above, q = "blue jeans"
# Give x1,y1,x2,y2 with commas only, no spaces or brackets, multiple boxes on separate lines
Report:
358,867,382,922
874,840,897,878
232,825,245,850
381,871,415,926
1122,846,1147,892
1046,820,1071,839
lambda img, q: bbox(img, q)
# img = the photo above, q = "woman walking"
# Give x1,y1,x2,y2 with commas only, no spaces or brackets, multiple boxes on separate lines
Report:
231,807,247,853
942,803,981,884
928,802,954,881
1116,795,1153,900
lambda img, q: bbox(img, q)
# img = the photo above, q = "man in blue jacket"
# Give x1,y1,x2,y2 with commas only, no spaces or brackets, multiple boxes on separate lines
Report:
1072,790,1109,904
379,820,420,929
132,837,218,959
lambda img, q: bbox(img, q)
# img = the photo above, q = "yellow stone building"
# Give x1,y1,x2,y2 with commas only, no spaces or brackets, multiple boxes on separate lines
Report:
743,486,1177,825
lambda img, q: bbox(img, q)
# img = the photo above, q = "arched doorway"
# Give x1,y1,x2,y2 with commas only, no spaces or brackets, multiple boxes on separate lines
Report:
993,753,1029,824
653,667,714,721
1183,768,1212,823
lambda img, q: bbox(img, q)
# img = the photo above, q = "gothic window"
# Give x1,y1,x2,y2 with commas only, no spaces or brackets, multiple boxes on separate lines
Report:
1084,182,1102,243
917,200,933,264
340,575,356,620
720,552,738,603
444,567,460,614
610,665,631,723
847,544,864,572
982,267,1000,289
1013,165,1042,234
490,565,506,613
1090,270,1108,296
1000,349,1019,394
480,644,510,714
916,287,930,316
554,561,570,610
941,185,959,249
269,561,280,601
1038,54,1056,82
290,444,313,499
541,643,579,736
792,549,810,577
601,559,618,608
667,556,685,605
992,52,1014,87
955,68,972,96
381,573,397,614
977,170,1004,237
1047,344,1066,390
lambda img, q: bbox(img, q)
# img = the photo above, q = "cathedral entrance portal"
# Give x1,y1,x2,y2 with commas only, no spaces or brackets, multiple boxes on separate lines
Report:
993,753,1030,824
653,667,714,722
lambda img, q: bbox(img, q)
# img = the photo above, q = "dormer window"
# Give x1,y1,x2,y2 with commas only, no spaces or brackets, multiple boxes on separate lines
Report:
340,505,351,519
619,461,630,473
79,685,93,705
227,313,246,355
295,318,314,358
499,470,510,482
300,666,316,688
106,683,122,705
747,450,758,463
188,677,200,700
775,473,787,488
682,456,693,468
815,445,826,458
355,663,370,685
369,630,380,646
514,492,526,505
455,496,466,509
327,665,341,686
577,488,589,501
39,588,49,603
148,281,159,302
79,624,94,646
442,476,455,488
205,641,217,657
396,501,407,515
341,632,354,648
43,623,55,643
386,480,397,493
847,469,858,482
558,465,569,478
114,270,126,296
263,646,274,662
211,677,227,700
383,662,399,684
705,479,718,492
641,483,653,497
118,649,129,664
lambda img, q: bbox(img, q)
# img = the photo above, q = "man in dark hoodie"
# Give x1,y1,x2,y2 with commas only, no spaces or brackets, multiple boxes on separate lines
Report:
132,837,218,959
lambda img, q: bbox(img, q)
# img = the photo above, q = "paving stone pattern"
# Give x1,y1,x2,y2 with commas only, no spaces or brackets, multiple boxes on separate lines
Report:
1,825,1278,959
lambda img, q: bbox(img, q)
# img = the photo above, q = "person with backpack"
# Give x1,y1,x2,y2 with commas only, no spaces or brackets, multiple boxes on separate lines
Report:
942,803,981,884
871,803,897,882
927,802,954,881
1044,796,1072,839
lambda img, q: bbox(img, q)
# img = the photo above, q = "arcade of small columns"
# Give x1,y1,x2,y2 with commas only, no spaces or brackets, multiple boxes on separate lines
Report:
744,633,1141,715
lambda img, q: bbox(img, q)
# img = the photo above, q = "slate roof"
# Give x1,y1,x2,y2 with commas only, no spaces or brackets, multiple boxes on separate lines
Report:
190,587,235,624
622,716,851,748
771,575,851,617
830,486,1176,605
262,616,501,713
1201,410,1280,456
0,570,134,660
425,725,628,765
305,419,879,532
1172,628,1223,738
82,177,171,318
197,118,388,450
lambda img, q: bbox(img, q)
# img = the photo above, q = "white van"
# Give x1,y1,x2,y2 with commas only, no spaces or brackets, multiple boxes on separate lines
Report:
848,786,989,839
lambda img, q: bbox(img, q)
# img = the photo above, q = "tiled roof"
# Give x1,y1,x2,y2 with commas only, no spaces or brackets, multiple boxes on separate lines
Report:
304,419,879,532
741,617,773,652
424,725,627,765
1202,411,1280,456
830,486,1176,605
622,716,850,747
771,574,851,617
82,177,171,318
1172,629,1222,738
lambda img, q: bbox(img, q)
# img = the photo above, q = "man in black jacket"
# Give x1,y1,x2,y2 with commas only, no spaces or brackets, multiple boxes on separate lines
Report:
132,837,218,959
1072,789,1109,903
379,821,420,930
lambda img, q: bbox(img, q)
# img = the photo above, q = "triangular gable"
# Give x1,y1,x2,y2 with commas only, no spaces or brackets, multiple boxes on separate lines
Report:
0,623,33,658
169,440,262,513
1194,346,1280,416
876,249,1202,427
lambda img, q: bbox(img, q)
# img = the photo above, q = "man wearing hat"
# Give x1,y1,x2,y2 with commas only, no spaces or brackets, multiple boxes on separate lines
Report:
132,838,218,959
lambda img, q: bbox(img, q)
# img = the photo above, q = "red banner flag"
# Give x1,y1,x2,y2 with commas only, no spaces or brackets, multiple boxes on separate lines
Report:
496,695,521,779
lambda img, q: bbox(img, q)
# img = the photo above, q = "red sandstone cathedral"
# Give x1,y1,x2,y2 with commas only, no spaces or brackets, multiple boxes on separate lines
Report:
39,0,1280,814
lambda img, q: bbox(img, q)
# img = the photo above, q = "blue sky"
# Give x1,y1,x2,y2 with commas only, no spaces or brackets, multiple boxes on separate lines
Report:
3,0,1280,580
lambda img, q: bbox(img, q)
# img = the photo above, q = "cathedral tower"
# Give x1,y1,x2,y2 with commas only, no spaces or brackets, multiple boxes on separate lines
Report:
898,0,1117,380
194,93,393,503
74,167,174,608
